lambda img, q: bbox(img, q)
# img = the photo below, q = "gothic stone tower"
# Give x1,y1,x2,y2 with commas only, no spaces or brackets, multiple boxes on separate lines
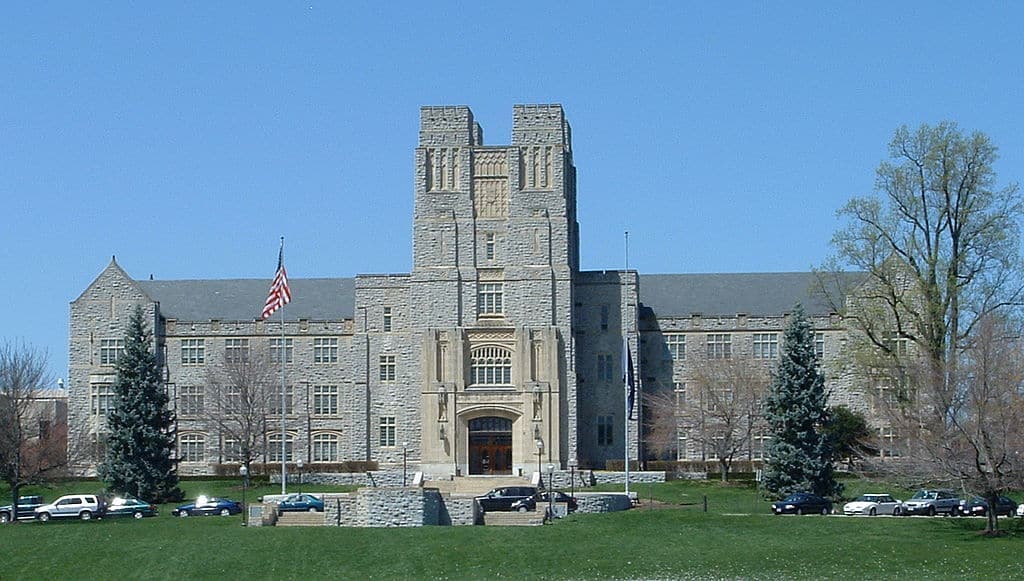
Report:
411,105,580,476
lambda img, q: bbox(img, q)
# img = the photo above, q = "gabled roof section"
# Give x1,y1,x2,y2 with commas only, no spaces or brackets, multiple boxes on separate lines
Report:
638,272,861,318
137,278,355,322
73,256,152,304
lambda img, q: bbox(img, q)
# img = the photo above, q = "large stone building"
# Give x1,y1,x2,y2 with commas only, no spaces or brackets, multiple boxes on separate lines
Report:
69,104,874,478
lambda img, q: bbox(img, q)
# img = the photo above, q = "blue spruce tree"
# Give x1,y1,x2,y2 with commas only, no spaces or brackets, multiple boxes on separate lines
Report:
762,304,841,499
99,306,182,502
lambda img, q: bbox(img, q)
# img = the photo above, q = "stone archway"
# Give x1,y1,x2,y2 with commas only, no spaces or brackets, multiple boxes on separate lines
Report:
468,417,512,475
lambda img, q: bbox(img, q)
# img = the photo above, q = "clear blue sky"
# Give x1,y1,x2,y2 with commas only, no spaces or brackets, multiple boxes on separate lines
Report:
3,2,1022,381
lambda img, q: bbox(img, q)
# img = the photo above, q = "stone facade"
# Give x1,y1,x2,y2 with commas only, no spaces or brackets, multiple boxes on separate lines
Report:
68,104,879,480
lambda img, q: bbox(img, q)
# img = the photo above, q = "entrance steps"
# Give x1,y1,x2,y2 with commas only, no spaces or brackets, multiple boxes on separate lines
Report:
275,511,325,527
431,475,535,496
483,510,545,526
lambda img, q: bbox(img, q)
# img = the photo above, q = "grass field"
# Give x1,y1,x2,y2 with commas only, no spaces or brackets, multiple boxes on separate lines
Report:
2,479,1022,580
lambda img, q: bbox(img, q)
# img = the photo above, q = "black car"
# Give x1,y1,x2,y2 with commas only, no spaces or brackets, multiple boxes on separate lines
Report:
772,493,833,515
0,496,44,524
172,496,242,517
958,495,1018,517
510,491,579,513
475,486,538,512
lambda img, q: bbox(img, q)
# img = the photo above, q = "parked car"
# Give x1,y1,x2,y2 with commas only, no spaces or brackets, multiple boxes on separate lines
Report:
35,494,103,522
172,495,242,517
274,493,324,513
103,497,158,519
842,494,903,516
0,496,45,523
901,489,960,516
475,486,538,512
1017,503,1024,518
957,496,1018,517
771,493,833,515
510,490,579,513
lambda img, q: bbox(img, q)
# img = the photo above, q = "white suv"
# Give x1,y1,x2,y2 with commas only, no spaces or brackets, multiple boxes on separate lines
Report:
35,495,102,522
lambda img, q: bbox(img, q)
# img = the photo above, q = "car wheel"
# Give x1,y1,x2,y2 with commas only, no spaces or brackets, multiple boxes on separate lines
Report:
179,511,190,518
80,511,92,521
926,506,936,517
133,511,143,519
869,508,876,516
796,508,804,516
893,507,901,516
0,512,9,524
309,507,317,513
518,506,529,513
219,508,230,516
821,507,829,515
38,512,51,522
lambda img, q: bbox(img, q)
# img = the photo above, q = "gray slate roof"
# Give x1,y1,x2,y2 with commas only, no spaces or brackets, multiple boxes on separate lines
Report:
638,272,857,317
138,278,355,322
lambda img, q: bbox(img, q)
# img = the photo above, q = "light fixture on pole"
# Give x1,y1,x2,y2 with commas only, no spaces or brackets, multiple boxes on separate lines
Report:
547,463,555,517
402,442,409,487
239,464,249,527
568,458,577,499
296,459,304,494
534,438,544,480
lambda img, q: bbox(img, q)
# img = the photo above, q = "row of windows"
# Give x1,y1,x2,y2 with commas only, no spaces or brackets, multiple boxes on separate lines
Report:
662,332,828,362
178,432,343,463
174,385,342,417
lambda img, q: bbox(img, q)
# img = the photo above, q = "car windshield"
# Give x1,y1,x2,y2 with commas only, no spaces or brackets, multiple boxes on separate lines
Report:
910,491,936,500
782,494,804,502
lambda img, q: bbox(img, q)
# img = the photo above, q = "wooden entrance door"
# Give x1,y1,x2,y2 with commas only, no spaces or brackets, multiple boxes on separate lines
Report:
468,417,513,475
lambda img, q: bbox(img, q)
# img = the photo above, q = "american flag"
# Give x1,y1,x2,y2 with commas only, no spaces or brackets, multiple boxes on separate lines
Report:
261,243,292,320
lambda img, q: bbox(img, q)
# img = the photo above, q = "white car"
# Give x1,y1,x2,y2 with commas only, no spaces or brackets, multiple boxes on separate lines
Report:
34,494,102,521
1017,503,1024,517
843,493,903,516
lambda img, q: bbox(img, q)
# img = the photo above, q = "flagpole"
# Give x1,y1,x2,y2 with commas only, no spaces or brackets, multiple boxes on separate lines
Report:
279,237,287,495
624,231,630,497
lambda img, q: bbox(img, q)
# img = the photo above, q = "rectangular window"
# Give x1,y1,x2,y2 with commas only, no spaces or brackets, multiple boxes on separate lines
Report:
181,339,205,365
179,386,204,416
223,439,242,463
674,381,686,405
706,333,732,359
752,333,778,359
224,386,242,414
313,337,339,364
485,233,495,261
814,332,825,358
224,338,250,363
312,434,340,462
884,332,909,356
597,415,614,446
477,282,504,315
90,384,115,416
99,338,124,366
751,435,770,460
379,416,396,447
313,385,339,416
665,333,685,362
382,307,393,332
268,435,294,462
179,434,205,463
596,354,614,381
270,386,294,415
270,338,293,363
379,355,396,382
600,305,609,332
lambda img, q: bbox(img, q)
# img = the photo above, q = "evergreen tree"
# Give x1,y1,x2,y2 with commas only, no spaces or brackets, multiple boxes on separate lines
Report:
762,305,842,499
98,306,182,502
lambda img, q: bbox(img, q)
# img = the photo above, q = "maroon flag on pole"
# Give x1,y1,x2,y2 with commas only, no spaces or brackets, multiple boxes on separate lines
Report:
261,242,291,320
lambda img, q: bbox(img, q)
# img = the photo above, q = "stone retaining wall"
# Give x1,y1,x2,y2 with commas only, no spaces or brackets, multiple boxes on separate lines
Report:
591,470,665,485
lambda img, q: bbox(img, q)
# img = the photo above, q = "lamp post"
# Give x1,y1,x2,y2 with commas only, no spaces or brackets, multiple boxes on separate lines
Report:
568,458,577,499
534,438,544,481
297,459,304,494
547,463,555,517
239,465,249,527
402,442,409,487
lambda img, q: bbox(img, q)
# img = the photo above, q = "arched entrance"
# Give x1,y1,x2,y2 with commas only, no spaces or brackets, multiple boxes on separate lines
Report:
468,417,512,475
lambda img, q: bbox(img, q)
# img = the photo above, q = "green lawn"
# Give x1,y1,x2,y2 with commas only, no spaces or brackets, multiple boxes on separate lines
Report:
2,479,1022,580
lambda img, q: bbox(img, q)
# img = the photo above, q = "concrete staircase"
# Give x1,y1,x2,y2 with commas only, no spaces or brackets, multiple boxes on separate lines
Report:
430,475,536,496
275,510,325,527
483,509,545,526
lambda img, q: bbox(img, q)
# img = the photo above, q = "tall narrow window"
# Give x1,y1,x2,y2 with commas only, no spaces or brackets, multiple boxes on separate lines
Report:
90,384,114,416
270,338,293,363
379,355,396,382
596,354,614,381
600,305,609,332
379,417,396,447
382,307,393,332
597,415,614,446
313,385,339,416
477,283,504,316
814,332,825,358
179,386,204,416
485,233,495,261
312,433,341,462
268,433,294,462
179,434,206,463
270,386,294,415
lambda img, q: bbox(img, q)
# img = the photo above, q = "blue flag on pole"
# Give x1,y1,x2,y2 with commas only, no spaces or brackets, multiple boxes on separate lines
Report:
622,337,636,421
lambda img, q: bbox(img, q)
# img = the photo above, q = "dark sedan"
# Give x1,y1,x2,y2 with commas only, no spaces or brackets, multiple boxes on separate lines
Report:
275,493,324,513
173,496,242,517
475,486,538,512
510,491,578,513
104,497,158,519
958,496,1018,517
772,493,833,515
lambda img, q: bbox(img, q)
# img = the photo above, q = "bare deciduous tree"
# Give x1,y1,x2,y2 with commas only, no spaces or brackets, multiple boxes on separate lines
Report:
643,389,678,461
677,356,769,481
204,346,278,476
